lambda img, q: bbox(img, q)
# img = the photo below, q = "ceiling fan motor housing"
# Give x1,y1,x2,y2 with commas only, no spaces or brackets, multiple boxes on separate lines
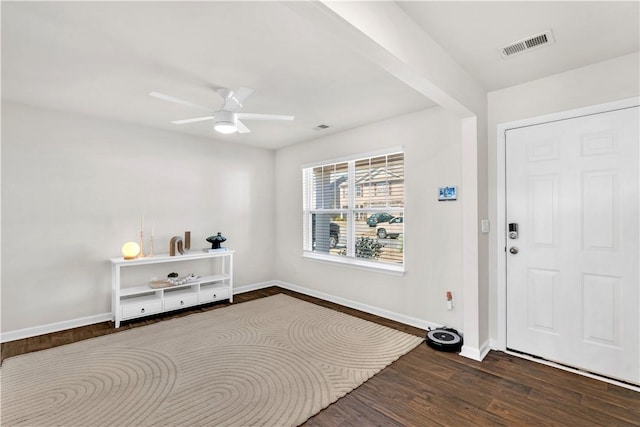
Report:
215,110,236,126
426,328,463,352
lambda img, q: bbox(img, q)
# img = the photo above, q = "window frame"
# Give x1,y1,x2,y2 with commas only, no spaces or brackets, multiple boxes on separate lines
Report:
302,147,405,275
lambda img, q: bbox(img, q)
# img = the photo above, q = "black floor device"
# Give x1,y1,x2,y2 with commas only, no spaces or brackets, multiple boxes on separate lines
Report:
426,328,463,352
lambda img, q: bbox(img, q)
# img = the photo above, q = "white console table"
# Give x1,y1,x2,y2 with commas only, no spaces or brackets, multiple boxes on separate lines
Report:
110,250,233,328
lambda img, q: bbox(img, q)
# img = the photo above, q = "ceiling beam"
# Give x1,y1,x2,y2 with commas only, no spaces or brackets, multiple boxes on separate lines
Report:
284,1,486,118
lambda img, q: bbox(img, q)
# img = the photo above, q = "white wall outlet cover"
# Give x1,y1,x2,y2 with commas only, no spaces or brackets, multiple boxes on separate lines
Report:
481,219,490,233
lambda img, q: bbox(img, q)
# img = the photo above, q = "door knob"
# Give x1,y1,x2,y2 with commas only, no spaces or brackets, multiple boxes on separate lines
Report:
509,247,519,254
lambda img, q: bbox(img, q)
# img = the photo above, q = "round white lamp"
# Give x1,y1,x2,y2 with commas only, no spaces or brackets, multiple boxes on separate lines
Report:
121,241,141,260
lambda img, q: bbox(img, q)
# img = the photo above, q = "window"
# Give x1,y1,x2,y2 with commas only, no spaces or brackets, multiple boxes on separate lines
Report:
302,149,404,272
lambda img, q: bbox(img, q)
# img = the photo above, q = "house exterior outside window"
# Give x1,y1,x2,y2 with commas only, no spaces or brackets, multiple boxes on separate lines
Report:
302,149,404,273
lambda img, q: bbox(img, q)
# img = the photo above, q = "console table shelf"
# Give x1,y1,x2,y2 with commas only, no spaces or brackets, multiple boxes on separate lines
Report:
111,250,233,327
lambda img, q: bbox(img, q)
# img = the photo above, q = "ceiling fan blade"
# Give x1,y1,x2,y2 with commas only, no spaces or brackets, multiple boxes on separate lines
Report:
237,113,294,121
170,116,214,125
216,87,232,100
232,87,255,104
219,86,255,111
236,119,251,134
149,92,214,113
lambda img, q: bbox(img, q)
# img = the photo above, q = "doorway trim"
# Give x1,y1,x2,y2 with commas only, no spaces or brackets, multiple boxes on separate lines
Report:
495,96,640,353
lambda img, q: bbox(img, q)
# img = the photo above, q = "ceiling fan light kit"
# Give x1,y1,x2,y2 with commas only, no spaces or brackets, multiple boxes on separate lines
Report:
150,86,294,136
214,123,238,134
213,111,238,134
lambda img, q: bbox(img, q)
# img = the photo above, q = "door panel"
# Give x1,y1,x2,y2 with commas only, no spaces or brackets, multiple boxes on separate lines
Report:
506,106,639,384
582,274,620,347
526,268,558,333
583,171,618,250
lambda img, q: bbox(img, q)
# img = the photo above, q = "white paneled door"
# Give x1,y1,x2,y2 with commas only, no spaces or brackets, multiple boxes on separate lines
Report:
506,106,639,384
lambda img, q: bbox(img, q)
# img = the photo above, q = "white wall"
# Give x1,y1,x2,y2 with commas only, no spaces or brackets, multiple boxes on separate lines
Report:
286,1,488,356
1,102,276,334
275,107,464,329
487,52,640,342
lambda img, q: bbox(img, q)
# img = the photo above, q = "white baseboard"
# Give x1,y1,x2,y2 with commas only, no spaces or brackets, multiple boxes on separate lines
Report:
1,313,113,343
0,282,277,343
273,280,440,332
233,281,277,295
1,280,440,345
489,338,500,350
460,339,491,361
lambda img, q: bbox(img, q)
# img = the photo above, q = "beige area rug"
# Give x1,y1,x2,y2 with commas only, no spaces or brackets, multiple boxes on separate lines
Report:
1,294,423,426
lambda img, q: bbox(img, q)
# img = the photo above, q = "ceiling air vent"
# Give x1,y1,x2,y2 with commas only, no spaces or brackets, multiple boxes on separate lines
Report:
500,29,554,59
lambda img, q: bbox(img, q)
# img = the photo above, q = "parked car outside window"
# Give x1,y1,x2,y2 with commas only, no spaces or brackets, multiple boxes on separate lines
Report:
328,222,339,248
311,214,341,249
366,212,394,227
376,216,403,239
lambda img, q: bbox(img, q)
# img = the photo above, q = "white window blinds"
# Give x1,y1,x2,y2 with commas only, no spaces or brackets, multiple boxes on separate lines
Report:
302,150,404,269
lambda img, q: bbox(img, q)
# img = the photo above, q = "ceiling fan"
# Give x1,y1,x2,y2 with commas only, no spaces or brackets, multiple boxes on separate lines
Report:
149,87,294,134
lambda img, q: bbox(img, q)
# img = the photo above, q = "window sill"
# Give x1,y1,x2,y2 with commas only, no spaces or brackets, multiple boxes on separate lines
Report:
302,251,405,276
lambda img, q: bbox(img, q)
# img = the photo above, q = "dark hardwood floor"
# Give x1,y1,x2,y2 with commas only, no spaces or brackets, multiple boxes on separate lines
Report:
2,287,639,426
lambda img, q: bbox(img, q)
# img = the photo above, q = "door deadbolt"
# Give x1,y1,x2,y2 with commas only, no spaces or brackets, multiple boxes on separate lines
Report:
509,247,519,255
508,223,519,239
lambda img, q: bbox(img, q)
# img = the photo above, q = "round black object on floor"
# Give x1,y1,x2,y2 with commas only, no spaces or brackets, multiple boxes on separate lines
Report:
426,328,463,352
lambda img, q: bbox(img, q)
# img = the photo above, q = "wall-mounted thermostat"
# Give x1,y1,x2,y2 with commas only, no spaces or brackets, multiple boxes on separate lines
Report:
438,186,457,201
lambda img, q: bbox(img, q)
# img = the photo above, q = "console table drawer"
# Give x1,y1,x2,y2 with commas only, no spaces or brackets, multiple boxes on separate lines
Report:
200,286,230,303
122,300,162,319
165,293,199,310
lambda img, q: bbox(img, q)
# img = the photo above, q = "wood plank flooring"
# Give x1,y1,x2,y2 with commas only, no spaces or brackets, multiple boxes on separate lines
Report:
2,286,639,426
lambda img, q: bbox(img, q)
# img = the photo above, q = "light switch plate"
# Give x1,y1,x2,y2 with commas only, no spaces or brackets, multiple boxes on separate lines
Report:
481,219,490,233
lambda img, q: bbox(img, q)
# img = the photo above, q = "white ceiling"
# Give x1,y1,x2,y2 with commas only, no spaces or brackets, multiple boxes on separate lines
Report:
2,1,638,150
398,1,640,91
